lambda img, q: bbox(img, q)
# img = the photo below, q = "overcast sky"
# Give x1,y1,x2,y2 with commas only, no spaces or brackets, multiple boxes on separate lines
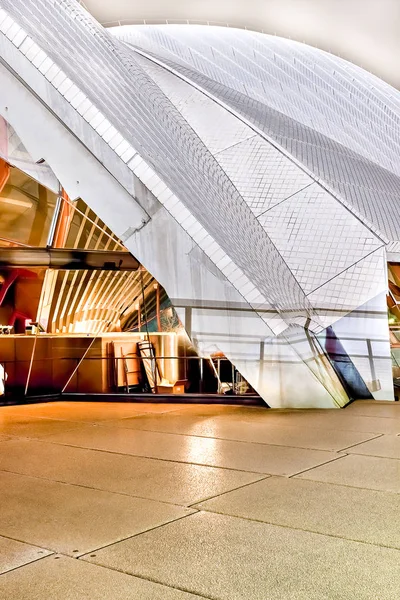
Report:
84,0,400,89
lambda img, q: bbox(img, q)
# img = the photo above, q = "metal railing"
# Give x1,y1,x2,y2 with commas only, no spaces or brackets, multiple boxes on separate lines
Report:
0,354,252,398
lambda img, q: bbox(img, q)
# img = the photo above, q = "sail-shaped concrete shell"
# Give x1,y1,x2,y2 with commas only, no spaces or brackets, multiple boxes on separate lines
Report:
0,1,395,406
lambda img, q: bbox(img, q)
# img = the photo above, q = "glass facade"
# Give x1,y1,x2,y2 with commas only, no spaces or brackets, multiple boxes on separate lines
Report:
0,166,57,247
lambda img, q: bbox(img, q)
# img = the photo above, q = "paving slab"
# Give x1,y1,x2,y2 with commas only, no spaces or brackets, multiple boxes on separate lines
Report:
0,438,264,505
0,401,187,422
112,413,380,451
343,401,400,419
169,405,270,417
85,511,400,600
0,536,52,575
103,413,218,435
166,406,400,434
43,426,343,475
0,415,90,438
0,471,193,555
0,554,202,600
236,411,400,434
296,453,400,493
346,434,400,459
195,476,400,548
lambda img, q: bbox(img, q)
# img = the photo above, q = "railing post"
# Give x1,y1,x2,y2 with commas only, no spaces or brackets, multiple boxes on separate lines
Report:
199,357,204,394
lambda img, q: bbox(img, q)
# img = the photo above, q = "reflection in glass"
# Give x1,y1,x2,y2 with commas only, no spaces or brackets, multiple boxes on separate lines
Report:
64,199,126,251
0,166,57,247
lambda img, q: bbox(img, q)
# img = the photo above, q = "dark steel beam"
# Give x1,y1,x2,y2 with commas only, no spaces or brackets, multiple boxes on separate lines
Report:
0,247,140,270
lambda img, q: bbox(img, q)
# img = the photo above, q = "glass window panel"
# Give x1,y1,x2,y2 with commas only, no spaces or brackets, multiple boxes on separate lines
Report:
0,165,57,247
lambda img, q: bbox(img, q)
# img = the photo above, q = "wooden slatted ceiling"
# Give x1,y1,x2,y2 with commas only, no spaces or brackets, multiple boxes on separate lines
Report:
39,198,164,333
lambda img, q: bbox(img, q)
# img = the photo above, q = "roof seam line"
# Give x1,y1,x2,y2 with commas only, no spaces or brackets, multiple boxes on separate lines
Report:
306,245,386,297
256,182,314,218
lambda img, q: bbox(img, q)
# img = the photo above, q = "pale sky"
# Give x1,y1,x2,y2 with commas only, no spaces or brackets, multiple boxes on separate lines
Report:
83,0,400,89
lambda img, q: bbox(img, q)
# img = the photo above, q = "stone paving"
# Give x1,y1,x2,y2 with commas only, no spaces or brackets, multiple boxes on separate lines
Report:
0,400,399,599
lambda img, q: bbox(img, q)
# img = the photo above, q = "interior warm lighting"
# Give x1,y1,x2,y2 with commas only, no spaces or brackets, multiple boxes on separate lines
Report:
0,196,32,208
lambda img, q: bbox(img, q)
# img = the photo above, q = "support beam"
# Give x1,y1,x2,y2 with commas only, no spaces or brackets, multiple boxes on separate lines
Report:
0,248,140,270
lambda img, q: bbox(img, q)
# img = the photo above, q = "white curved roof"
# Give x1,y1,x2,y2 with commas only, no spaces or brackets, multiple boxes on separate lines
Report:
112,25,400,242
83,0,400,92
0,0,393,324
113,25,400,170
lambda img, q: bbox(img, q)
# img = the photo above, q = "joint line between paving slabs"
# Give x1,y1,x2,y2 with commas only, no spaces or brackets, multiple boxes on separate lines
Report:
187,507,400,552
336,432,384,452
78,557,217,600
290,475,399,494
288,452,349,478
0,531,56,555
77,511,198,558
0,552,54,577
33,426,374,454
337,452,400,461
187,475,271,508
0,467,196,509
26,438,284,474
